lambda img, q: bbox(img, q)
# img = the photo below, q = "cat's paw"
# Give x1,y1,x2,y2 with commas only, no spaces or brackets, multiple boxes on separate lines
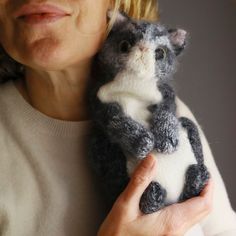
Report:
155,133,179,153
129,131,155,159
139,181,166,214
107,115,154,158
180,164,210,201
152,112,180,153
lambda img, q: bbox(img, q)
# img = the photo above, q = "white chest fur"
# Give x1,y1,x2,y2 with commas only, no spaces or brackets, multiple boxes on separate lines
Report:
97,71,163,127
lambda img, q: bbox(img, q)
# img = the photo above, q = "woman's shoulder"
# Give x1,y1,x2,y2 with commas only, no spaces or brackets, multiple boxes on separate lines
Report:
175,96,208,152
175,96,199,124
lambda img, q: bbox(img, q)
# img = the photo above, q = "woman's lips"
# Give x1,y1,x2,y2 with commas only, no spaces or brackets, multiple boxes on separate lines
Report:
13,3,70,24
18,13,68,25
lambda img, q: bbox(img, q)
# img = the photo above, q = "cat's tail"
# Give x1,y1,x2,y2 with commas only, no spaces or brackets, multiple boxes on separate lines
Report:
179,117,204,165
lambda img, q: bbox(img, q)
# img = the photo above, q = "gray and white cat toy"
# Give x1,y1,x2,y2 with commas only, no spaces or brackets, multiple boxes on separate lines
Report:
87,11,210,214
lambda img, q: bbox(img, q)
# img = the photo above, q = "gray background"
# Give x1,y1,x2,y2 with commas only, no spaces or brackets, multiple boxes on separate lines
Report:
158,0,236,209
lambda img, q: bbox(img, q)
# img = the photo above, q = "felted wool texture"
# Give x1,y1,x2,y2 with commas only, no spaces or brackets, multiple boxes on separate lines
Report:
88,11,236,235
88,11,209,214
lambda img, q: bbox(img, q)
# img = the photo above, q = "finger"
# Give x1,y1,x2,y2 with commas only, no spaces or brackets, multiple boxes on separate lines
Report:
120,154,157,206
164,178,214,232
200,178,214,197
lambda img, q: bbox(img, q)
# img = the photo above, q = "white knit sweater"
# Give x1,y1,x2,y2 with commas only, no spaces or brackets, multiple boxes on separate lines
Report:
0,79,235,236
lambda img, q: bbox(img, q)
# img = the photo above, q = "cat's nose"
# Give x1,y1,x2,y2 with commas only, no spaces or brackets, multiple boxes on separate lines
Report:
139,45,148,52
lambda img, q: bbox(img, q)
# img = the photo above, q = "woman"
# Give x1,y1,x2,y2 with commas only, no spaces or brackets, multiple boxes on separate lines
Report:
0,0,235,235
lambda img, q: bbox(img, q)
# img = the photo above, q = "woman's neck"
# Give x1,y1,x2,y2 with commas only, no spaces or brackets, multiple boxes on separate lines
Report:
13,59,93,121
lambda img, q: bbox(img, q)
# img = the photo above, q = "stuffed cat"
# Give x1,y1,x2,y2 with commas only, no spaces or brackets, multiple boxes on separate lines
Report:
87,10,210,214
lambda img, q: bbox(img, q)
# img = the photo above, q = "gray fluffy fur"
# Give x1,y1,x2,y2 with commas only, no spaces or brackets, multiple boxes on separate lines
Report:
88,11,210,213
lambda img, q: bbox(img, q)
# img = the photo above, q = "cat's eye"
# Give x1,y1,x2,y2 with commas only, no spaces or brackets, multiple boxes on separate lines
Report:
155,47,166,60
119,40,131,53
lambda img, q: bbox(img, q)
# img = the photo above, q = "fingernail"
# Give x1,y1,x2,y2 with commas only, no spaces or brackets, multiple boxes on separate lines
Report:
143,154,156,169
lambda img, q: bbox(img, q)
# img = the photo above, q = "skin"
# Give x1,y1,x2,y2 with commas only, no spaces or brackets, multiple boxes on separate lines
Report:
0,0,110,121
98,155,213,236
0,1,213,235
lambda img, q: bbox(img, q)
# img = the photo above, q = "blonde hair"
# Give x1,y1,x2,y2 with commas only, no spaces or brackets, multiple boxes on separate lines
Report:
0,0,159,83
106,0,159,36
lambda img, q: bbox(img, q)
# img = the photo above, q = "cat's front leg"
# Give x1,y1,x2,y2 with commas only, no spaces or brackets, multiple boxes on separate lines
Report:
148,103,180,153
96,101,155,159
107,103,155,159
179,164,210,202
148,83,179,153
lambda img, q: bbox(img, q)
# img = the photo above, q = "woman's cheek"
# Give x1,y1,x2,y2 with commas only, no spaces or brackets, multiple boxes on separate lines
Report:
0,0,109,70
75,0,109,34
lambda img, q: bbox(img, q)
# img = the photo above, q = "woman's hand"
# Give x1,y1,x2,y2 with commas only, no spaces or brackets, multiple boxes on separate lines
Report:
98,155,214,236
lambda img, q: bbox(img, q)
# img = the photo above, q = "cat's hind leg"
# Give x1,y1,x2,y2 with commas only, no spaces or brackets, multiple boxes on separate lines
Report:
178,117,210,201
139,181,167,214
179,164,210,201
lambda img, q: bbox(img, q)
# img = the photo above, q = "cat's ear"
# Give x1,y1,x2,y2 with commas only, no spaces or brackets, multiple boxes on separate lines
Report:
107,9,130,26
168,29,187,56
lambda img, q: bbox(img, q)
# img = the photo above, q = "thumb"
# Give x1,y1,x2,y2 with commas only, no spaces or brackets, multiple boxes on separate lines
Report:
120,154,157,206
163,178,214,233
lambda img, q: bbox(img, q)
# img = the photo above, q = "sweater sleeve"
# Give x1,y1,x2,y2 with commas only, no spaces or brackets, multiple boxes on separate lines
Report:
175,97,236,236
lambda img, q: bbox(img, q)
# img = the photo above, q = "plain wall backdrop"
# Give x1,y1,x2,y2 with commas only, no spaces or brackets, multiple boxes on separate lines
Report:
158,0,236,209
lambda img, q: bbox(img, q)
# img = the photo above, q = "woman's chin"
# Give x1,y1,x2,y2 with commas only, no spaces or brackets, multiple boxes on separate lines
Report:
22,38,67,70
24,48,74,71
23,48,93,71
11,36,96,71
26,57,70,71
